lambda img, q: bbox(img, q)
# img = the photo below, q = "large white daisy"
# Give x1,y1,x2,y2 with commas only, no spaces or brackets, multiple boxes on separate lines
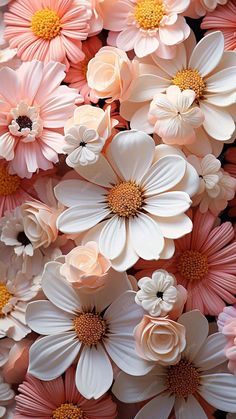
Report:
121,31,236,145
56,130,199,271
113,310,236,418
26,260,153,399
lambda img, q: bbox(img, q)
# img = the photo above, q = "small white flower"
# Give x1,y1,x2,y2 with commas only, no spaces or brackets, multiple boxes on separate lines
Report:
0,208,33,257
8,101,42,142
135,270,178,317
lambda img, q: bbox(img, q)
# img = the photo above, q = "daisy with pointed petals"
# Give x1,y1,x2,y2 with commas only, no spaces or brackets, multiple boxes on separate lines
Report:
4,0,92,67
135,209,236,316
26,260,152,399
56,131,199,271
113,310,236,419
14,366,117,419
0,373,15,419
121,31,236,144
0,60,80,178
103,0,190,59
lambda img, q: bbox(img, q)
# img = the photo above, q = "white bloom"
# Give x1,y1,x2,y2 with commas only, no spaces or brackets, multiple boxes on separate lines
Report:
8,101,42,142
26,261,152,399
0,373,14,419
56,130,199,271
1,208,33,257
113,310,236,418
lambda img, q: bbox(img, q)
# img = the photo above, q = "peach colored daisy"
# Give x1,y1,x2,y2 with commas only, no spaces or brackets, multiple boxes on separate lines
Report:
135,209,236,316
0,60,79,178
65,36,102,104
202,1,236,51
103,0,190,59
14,367,117,419
185,0,228,18
4,0,92,67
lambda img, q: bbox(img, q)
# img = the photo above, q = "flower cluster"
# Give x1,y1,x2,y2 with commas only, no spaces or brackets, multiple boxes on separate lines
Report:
0,0,236,418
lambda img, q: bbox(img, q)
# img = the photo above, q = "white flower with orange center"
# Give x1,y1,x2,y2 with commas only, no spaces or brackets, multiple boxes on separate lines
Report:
113,310,236,418
56,130,199,271
103,0,190,59
26,260,153,399
121,31,236,146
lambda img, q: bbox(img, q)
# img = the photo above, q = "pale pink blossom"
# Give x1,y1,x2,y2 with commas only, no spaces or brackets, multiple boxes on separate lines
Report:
218,305,236,375
185,0,228,18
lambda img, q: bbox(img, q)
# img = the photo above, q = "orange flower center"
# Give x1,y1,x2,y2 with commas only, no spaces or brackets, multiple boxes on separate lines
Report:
134,0,165,30
172,69,206,99
52,403,84,419
0,166,21,196
31,9,61,40
107,181,143,217
167,359,200,398
0,284,12,318
74,313,106,346
177,250,208,282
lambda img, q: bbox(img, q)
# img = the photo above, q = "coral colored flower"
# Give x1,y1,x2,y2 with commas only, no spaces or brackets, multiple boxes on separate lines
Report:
135,209,236,316
121,31,236,144
187,154,236,215
56,131,199,271
3,337,35,385
149,86,204,145
103,0,190,59
186,0,228,17
65,36,102,104
0,61,79,178
26,261,151,398
14,367,117,419
0,373,15,419
4,0,92,66
202,1,236,51
113,310,236,419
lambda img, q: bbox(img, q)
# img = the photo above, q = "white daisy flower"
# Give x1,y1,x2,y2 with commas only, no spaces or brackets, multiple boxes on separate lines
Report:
56,130,199,271
113,310,236,418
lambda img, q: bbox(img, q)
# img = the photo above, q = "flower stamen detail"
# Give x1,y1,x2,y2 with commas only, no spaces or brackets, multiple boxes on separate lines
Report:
52,403,84,419
74,313,106,346
134,0,165,30
0,166,21,196
172,69,206,99
0,284,12,318
31,9,61,40
107,181,143,217
167,359,200,398
177,250,208,282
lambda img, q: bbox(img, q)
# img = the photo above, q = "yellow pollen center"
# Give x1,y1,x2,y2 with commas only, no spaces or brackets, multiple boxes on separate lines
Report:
52,403,84,419
177,250,208,282
0,284,12,318
172,69,206,99
0,166,21,196
31,9,61,40
134,0,165,30
167,359,200,398
74,313,106,346
107,181,143,217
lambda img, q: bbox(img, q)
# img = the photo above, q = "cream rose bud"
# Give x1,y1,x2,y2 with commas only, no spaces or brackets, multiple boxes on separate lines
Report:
60,241,111,290
87,46,135,102
21,201,59,249
134,316,186,365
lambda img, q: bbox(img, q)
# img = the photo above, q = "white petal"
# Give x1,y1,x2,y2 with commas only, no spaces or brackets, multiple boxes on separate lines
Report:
153,43,186,77
206,67,236,94
110,232,139,272
129,213,164,260
175,395,208,419
99,216,126,260
178,310,209,362
142,155,186,196
159,238,175,259
57,205,110,234
200,101,235,141
194,333,227,371
107,130,155,183
145,191,191,217
154,213,192,239
134,394,175,419
199,373,236,412
75,154,118,187
172,161,200,197
42,262,80,314
26,300,73,335
189,32,224,77
130,103,155,134
128,74,170,102
54,179,107,207
28,332,80,380
76,344,113,399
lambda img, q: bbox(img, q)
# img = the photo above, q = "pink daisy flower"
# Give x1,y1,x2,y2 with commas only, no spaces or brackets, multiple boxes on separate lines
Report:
14,367,117,419
103,0,190,59
0,60,79,179
4,0,92,67
135,209,236,316
201,1,236,51
65,36,102,104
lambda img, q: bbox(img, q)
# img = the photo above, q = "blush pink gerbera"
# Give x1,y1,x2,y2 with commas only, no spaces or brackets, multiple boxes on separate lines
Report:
65,36,102,104
14,367,117,419
201,1,236,51
4,0,92,67
135,209,236,316
103,0,190,59
0,60,79,179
